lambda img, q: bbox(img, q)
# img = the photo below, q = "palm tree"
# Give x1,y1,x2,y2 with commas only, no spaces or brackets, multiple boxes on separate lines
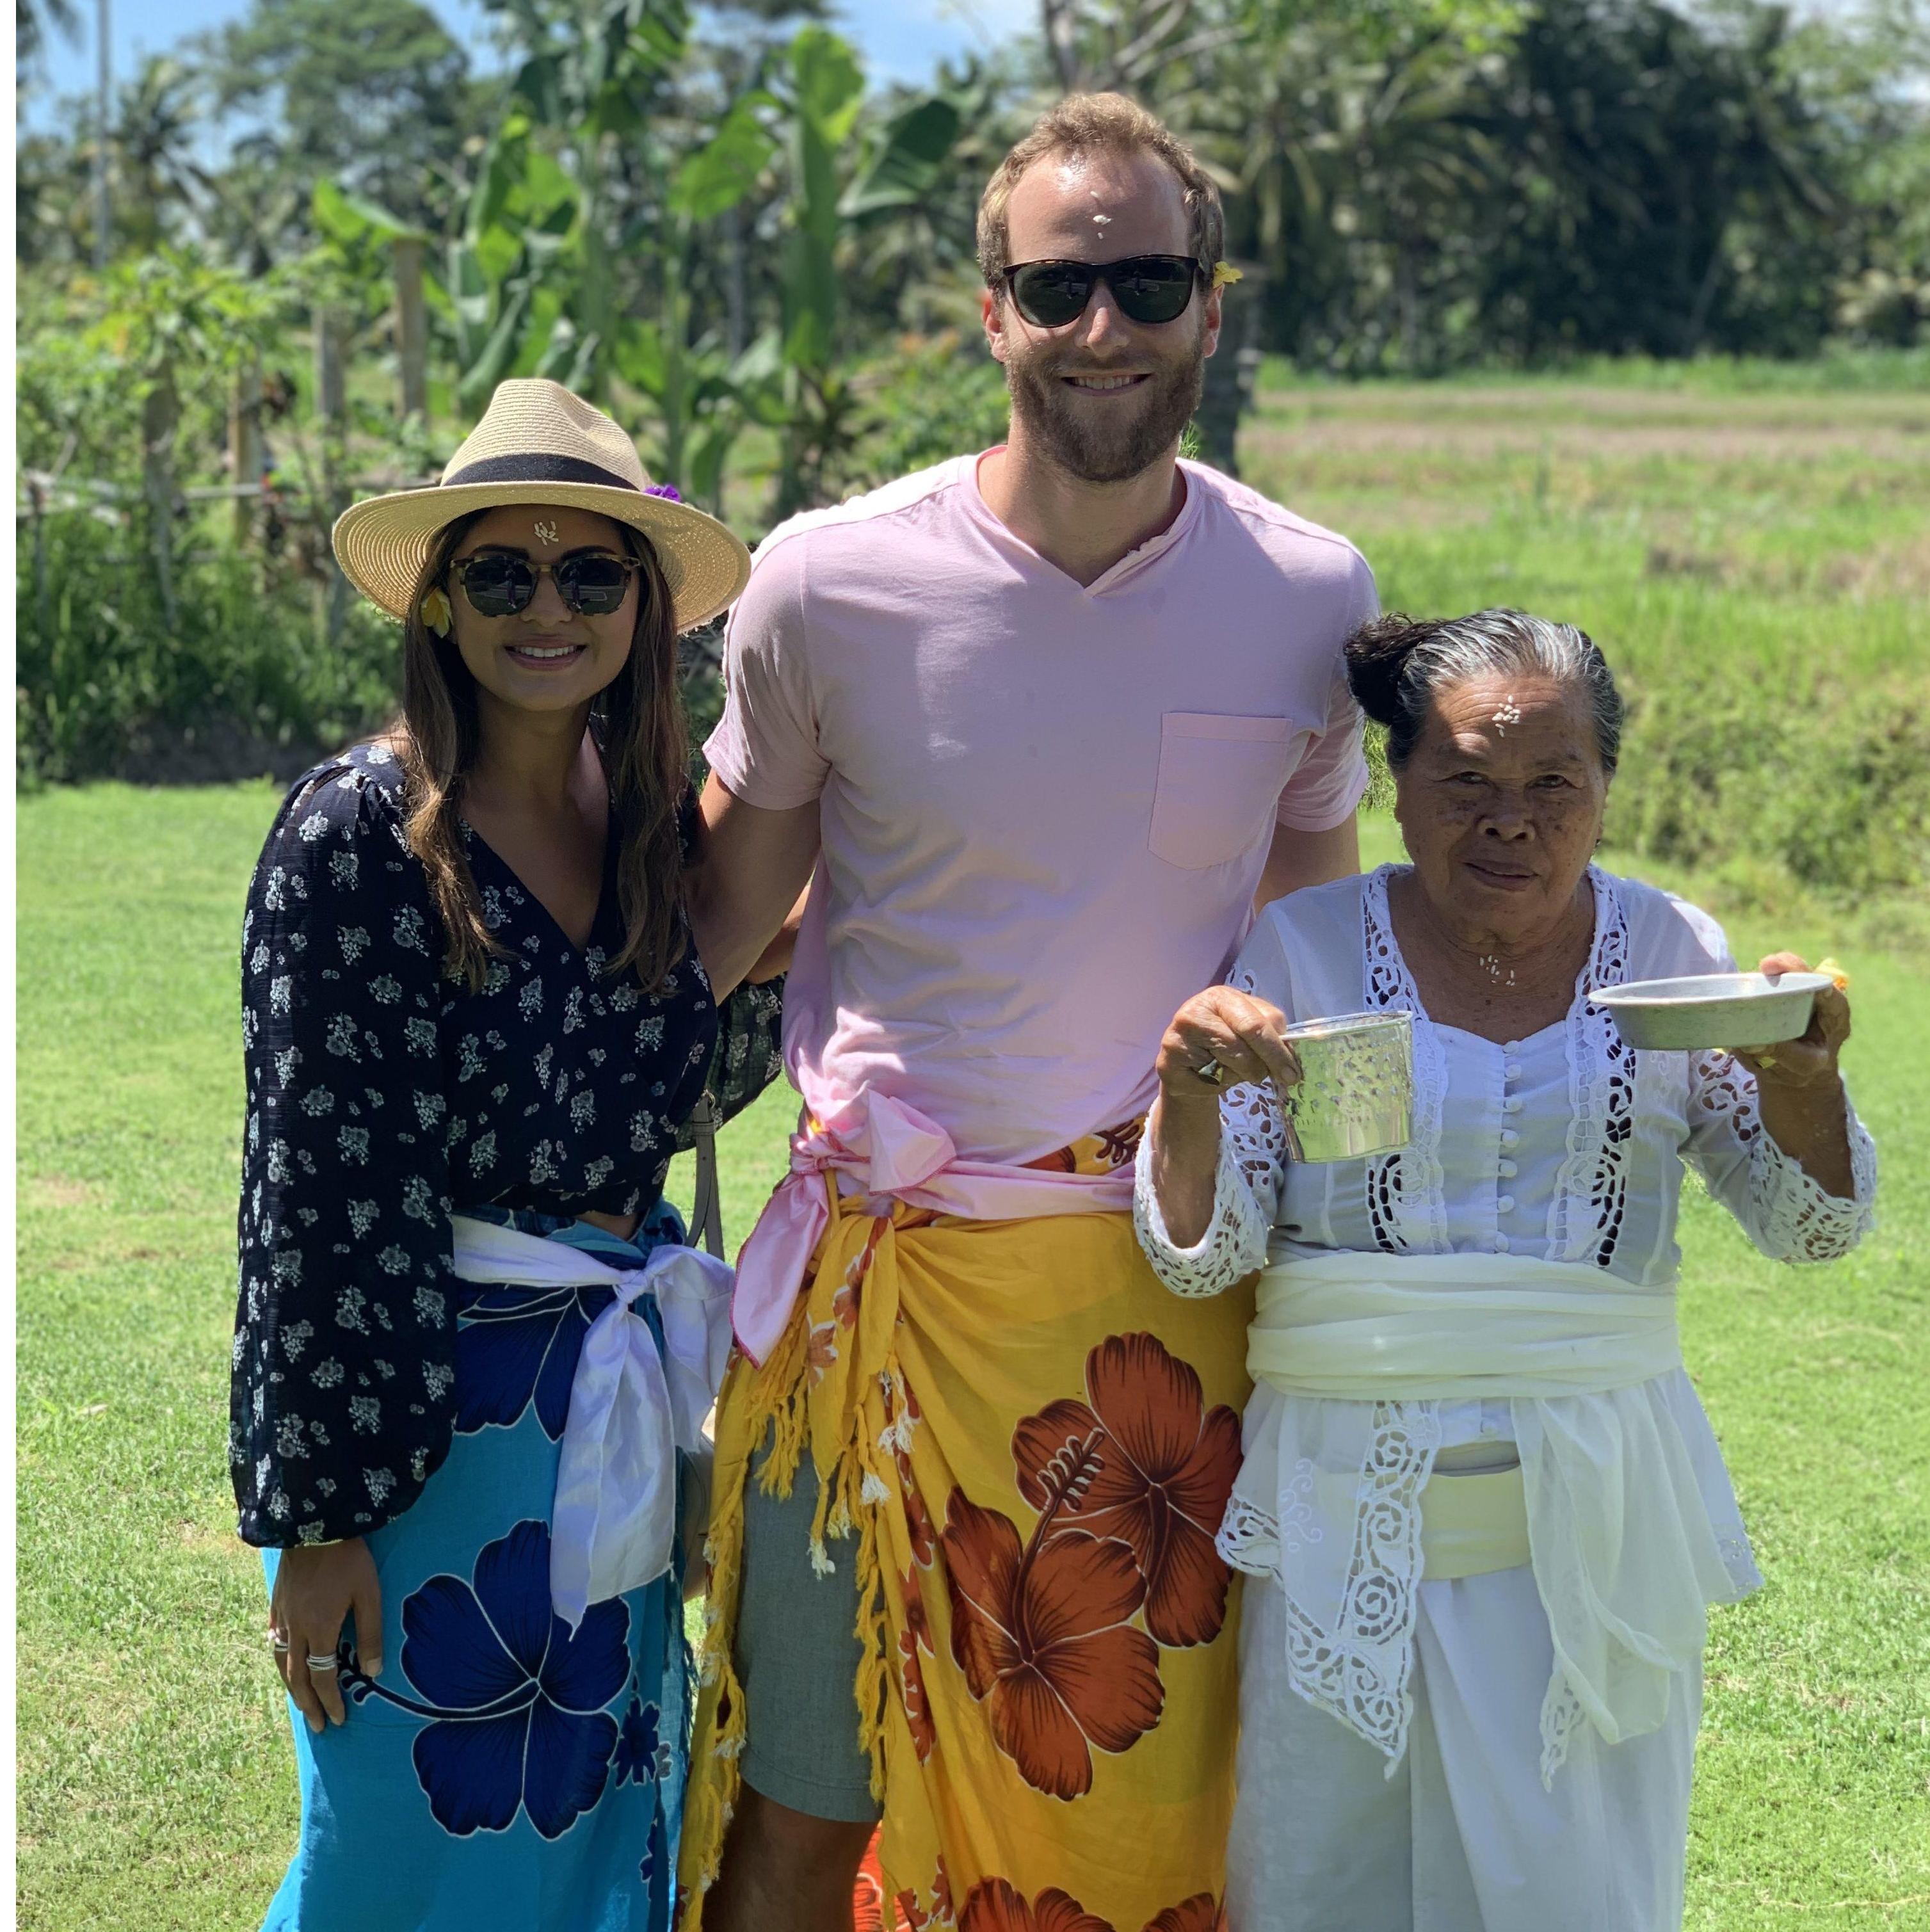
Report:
112,56,215,251
16,0,80,88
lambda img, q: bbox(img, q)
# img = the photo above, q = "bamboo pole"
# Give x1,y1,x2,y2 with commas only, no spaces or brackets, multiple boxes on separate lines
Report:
393,236,428,422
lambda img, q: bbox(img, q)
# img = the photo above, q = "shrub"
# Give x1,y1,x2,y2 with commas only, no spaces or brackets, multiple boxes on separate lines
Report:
15,510,401,786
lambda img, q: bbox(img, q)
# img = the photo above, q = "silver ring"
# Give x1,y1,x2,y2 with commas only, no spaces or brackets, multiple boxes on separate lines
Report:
1193,1057,1226,1088
305,1652,341,1671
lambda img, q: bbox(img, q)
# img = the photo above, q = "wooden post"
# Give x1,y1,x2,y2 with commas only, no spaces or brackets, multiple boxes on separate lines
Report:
141,364,180,629
393,236,428,421
314,305,347,426
230,360,263,543
313,307,350,643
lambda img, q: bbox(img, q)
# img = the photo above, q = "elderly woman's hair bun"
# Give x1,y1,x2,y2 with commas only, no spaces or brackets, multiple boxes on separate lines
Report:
1344,615,1456,730
1344,606,1625,775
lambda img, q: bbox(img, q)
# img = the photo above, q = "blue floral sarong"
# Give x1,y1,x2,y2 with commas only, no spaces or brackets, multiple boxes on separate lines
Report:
260,1205,693,1932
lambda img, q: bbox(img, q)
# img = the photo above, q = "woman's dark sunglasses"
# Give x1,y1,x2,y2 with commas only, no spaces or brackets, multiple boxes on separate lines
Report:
451,548,642,619
1002,255,1205,328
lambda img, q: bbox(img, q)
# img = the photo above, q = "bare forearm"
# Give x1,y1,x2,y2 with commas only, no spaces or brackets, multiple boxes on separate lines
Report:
1758,1078,1856,1199
686,778,819,999
1257,815,1360,914
1148,1091,1225,1248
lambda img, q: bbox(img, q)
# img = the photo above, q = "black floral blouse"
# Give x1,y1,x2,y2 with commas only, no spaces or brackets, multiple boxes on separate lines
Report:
230,739,718,1548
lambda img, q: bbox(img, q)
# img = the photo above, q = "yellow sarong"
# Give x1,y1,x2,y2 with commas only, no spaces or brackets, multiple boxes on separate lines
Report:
680,1129,1251,1931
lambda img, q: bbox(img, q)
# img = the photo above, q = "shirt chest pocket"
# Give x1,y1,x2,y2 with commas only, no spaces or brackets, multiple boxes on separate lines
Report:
1148,712,1302,869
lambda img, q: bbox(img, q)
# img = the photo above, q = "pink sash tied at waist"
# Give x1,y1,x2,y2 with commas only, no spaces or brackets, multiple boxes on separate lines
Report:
730,1085,1137,1363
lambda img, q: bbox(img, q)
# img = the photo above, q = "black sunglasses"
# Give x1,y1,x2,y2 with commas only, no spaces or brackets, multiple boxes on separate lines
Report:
1002,254,1205,328
450,547,643,619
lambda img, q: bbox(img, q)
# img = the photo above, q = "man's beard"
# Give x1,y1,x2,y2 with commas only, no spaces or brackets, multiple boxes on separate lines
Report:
1004,330,1205,485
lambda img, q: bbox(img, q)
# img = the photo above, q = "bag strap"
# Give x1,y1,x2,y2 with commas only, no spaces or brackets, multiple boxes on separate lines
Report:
689,1093,725,1260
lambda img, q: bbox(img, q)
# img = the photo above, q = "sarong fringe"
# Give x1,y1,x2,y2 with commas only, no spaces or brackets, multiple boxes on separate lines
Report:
678,1281,897,1926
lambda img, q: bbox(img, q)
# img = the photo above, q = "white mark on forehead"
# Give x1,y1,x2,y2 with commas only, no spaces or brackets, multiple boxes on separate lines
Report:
1491,693,1523,736
533,519,559,546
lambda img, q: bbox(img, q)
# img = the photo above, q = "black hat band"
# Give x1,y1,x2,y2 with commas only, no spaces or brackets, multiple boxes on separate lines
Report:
441,453,639,491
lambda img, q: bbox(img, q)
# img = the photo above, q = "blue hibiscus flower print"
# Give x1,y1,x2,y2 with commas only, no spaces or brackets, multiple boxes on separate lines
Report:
613,1697,677,1788
451,1283,613,1440
352,1519,631,1839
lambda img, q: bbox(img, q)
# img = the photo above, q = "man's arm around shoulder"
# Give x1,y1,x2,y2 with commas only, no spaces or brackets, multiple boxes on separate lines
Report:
1255,815,1360,914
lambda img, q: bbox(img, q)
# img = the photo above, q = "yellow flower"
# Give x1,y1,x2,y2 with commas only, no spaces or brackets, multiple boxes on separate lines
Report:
1210,261,1244,291
1813,956,1850,991
421,587,453,638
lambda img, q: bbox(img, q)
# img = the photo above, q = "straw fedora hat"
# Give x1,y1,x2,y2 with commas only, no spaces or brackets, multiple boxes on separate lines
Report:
332,378,752,634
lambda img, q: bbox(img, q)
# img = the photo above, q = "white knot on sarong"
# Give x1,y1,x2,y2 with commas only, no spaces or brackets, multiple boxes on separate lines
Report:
449,1214,734,1629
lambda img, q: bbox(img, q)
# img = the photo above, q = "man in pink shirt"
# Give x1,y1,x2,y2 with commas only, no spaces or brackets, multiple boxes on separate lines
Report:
682,94,1376,1932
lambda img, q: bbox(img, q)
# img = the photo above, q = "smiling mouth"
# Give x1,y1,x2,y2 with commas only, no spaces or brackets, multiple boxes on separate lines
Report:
1062,373,1148,392
506,641,586,666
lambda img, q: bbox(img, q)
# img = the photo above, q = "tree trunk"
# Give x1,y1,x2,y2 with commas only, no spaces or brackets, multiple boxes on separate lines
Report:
393,236,429,421
1194,264,1266,479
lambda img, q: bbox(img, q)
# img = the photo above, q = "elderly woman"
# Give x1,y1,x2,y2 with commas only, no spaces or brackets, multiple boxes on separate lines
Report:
1134,609,1876,1932
232,380,763,1931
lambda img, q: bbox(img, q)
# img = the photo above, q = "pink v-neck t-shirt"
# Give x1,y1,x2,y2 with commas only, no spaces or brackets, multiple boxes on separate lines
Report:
704,452,1377,1165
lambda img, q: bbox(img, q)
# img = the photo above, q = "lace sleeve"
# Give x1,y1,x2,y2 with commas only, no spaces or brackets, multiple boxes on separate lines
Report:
1684,1051,1878,1263
1132,1081,1280,1298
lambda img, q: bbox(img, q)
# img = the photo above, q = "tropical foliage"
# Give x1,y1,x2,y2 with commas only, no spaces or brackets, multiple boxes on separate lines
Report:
13,0,1929,789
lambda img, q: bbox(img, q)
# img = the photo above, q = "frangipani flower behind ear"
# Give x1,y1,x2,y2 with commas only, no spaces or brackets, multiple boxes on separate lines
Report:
421,587,453,637
1210,262,1243,291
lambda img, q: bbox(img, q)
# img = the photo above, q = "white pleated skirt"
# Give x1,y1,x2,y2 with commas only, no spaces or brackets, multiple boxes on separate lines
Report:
1228,1568,1702,1932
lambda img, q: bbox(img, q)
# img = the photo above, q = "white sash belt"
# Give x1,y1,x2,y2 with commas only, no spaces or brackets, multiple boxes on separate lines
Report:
449,1215,734,1630
1250,1249,1682,1397
1244,1249,1755,1780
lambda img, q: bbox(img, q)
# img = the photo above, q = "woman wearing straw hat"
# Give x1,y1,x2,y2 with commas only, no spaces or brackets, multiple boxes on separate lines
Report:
231,379,755,1931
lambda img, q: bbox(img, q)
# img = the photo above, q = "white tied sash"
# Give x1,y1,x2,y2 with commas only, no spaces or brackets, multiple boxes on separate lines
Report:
1248,1250,1754,1778
449,1216,735,1630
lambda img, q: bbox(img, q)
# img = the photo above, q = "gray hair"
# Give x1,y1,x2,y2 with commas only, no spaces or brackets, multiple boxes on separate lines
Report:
1344,608,1624,775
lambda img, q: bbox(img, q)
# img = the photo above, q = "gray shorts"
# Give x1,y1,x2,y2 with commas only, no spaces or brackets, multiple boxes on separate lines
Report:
733,1433,883,1824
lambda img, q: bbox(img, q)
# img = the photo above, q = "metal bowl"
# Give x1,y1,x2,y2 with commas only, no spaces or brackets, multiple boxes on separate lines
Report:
1282,1009,1414,1164
1590,972,1831,1052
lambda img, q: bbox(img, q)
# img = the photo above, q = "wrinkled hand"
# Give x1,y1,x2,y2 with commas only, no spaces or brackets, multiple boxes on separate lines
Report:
1157,986,1301,1107
269,1538,383,1734
1733,953,1851,1092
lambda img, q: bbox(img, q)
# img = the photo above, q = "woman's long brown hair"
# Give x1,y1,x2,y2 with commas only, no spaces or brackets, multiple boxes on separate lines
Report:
394,510,689,993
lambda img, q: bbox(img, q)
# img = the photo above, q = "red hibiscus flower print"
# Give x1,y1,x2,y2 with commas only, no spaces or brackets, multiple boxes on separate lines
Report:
959,1879,1113,1932
807,1319,840,1385
901,1568,937,1763
1142,1900,1226,1932
942,1494,1163,1801
903,1479,938,1569
958,1884,1225,1932
1012,1334,1241,1650
897,1856,956,1930
835,1217,891,1330
853,1832,889,1932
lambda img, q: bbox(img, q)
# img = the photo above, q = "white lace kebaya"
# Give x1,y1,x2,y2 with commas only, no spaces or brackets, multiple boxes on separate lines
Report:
1134,865,1877,1789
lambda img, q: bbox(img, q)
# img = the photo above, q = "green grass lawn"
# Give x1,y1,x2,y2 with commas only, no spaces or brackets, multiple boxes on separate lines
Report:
17,789,1927,1931
17,373,1930,1930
